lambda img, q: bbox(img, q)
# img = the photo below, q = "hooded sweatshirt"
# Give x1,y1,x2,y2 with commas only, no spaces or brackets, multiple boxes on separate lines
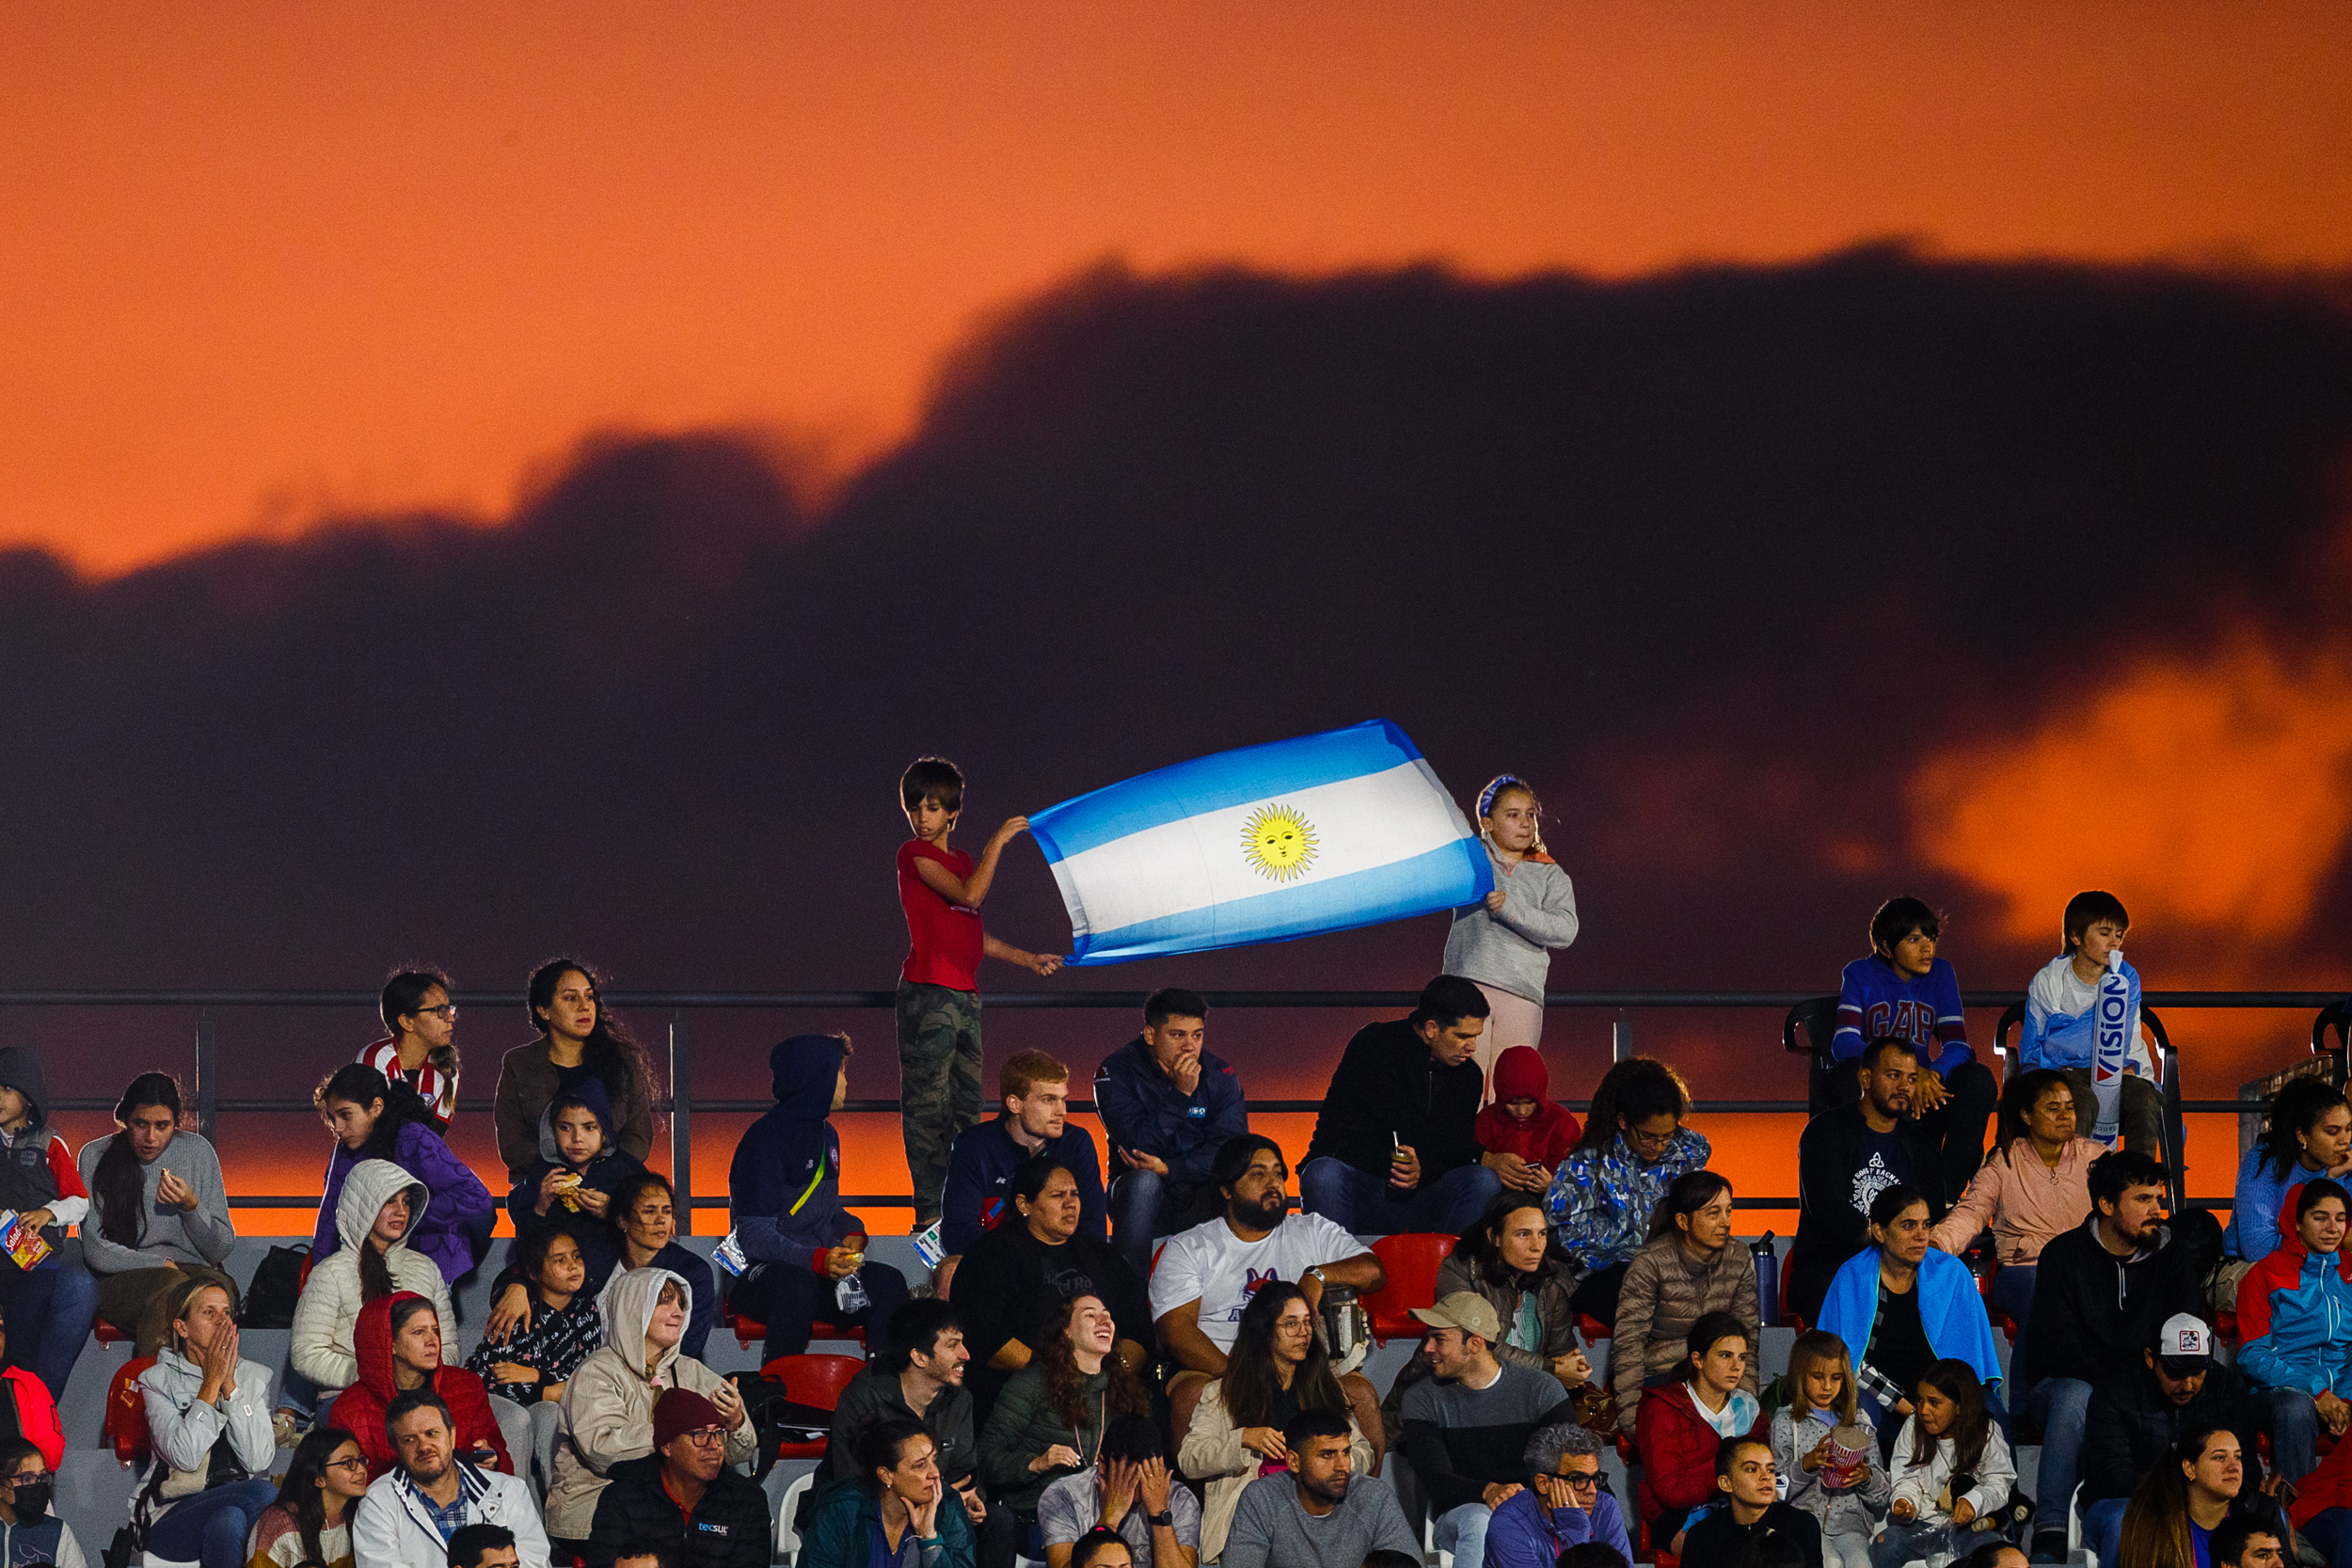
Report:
0,1047,87,1241
311,1115,495,1284
327,1291,513,1478
2236,1184,2352,1397
1471,1048,1581,1167
2021,1206,2223,1389
290,1159,459,1391
509,1076,644,1282
728,1036,861,1275
547,1268,755,1541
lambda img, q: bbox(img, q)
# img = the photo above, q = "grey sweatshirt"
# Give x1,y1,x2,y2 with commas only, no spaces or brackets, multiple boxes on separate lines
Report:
1221,1473,1418,1568
74,1130,236,1274
1441,837,1581,1004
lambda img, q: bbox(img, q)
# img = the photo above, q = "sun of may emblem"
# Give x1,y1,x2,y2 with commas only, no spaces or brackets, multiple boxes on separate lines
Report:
1240,803,1318,881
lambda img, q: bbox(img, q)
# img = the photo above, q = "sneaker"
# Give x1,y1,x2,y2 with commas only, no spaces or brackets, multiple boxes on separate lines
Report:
2029,1528,2069,1563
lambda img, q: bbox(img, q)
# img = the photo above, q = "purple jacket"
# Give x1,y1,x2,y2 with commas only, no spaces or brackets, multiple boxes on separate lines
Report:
1484,1484,1633,1568
311,1119,495,1283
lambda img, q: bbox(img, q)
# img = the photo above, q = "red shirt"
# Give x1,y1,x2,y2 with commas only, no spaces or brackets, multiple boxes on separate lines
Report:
898,839,983,990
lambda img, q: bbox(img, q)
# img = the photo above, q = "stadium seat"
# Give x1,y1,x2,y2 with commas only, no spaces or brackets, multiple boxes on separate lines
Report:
1578,1312,1611,1342
105,1356,157,1466
1995,999,2185,1210
1781,995,1841,1115
758,1353,865,1462
1778,1248,1805,1333
2317,999,2352,1059
1362,1233,1457,1344
776,1467,817,1563
93,1320,130,1345
727,1306,865,1351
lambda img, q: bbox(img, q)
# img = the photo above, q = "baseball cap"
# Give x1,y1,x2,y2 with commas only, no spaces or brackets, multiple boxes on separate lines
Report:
1410,1291,1502,1342
2154,1312,2214,1372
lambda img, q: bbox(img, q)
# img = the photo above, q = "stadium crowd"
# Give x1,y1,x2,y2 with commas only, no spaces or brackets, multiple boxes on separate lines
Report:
0,761,2338,1568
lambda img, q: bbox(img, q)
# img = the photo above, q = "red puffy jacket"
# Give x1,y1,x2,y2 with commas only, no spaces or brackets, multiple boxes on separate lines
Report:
2,1366,62,1469
326,1291,513,1479
1634,1380,1760,1532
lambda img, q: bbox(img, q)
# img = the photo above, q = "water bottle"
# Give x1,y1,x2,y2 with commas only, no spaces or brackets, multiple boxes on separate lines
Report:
1749,1231,1780,1326
836,1271,870,1314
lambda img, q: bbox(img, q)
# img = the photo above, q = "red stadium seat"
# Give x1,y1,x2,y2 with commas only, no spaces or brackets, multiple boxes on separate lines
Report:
1779,1248,1806,1333
105,1357,157,1466
1578,1312,1612,1342
92,1321,129,1345
727,1306,865,1351
757,1353,866,1461
1362,1233,1457,1344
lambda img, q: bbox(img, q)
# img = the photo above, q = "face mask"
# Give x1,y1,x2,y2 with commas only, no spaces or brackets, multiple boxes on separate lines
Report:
12,1480,52,1522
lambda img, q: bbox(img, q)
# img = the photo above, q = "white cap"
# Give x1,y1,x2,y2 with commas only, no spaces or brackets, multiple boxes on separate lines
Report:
2156,1312,2214,1367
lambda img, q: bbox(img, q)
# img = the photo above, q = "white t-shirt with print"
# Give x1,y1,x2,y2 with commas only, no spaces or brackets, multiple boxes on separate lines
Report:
1148,1212,1368,1351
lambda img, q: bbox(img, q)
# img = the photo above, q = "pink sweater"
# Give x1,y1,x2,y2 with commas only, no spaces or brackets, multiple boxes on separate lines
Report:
1929,1137,2106,1265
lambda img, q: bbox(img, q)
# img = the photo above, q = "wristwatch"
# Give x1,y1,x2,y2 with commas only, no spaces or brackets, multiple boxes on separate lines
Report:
1305,1265,1328,1287
1148,1512,1174,1528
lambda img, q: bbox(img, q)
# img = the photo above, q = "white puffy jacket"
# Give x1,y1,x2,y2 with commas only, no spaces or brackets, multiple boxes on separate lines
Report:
290,1159,458,1390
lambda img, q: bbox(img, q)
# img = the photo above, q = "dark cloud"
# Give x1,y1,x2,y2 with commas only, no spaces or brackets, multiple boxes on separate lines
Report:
4,245,2349,1106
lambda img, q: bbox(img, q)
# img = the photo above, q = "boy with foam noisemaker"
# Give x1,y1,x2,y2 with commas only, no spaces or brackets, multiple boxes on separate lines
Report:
2023,890,2163,1154
895,756,1063,1243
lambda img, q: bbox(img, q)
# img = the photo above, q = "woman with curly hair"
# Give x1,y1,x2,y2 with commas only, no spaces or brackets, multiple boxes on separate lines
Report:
493,958,657,1185
977,1294,1152,1529
1543,1057,1711,1323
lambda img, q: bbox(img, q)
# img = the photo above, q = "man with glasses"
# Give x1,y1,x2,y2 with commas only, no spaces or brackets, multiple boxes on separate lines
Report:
585,1388,769,1568
1481,1422,1631,1567
0,1437,85,1568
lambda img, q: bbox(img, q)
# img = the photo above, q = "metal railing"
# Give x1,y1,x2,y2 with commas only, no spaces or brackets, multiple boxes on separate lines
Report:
6,987,2341,1214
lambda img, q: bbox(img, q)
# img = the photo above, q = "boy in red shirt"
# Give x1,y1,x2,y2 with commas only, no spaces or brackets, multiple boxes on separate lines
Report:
897,757,1062,1234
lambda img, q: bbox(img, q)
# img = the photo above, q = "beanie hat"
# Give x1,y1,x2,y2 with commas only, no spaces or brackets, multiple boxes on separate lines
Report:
652,1386,727,1450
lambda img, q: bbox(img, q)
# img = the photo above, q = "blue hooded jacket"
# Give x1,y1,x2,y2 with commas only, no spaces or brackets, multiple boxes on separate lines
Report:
1817,1244,2002,1423
729,1034,860,1273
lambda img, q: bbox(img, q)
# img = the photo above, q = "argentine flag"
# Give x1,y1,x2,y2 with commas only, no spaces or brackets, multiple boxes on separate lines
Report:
1029,720,1492,966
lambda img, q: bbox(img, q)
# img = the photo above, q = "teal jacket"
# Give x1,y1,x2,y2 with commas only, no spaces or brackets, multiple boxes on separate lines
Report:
800,1477,977,1568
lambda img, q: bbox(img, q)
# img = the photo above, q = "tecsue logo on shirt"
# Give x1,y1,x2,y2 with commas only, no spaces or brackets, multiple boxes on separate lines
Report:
1185,1106,1206,1119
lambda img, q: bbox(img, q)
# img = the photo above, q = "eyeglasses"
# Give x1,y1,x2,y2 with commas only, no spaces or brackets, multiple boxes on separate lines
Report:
0,1474,45,1489
326,1458,373,1474
1556,1470,1601,1491
681,1428,729,1448
416,1005,458,1021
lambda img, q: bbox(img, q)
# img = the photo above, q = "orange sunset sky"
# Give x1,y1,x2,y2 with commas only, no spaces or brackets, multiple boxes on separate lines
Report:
8,5,2352,572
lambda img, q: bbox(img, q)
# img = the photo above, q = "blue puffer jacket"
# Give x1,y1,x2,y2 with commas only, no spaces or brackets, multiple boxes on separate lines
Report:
729,1035,861,1274
1545,1128,1711,1272
2236,1196,2352,1398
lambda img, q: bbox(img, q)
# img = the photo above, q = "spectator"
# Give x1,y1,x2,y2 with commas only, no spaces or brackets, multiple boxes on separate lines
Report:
0,1438,85,1568
1177,1284,1371,1563
603,1544,666,1568
2020,890,2163,1153
952,1162,1151,1418
329,1294,513,1481
362,970,463,1135
583,1388,769,1568
465,1225,602,1496
1039,1412,1198,1568
1830,897,1997,1204
1961,1548,2028,1568
1788,1038,1938,1328
803,1418,977,1568
1149,1135,1384,1463
136,1278,280,1568
0,1307,61,1470
1817,1188,2002,1451
1093,989,1248,1277
544,1270,754,1554
1218,1410,1418,1568
1927,1067,2103,1346
2081,1315,2267,1568
1613,1172,1757,1433
2022,1150,2221,1531
893,757,1062,1235
2234,1175,2352,1485
1772,1330,1888,1568
2118,1426,2285,1568
1401,1291,1580,1568
482,1172,713,1363
2281,1388,2352,1563
1681,1436,1823,1568
1473,1047,1581,1196
0,1047,98,1398
506,1080,642,1282
724,1034,911,1361
1063,1532,1126,1568
1440,774,1581,1084
1480,1421,1633,1568
493,958,657,1186
939,1050,1106,1291
352,1390,550,1568
977,1295,1153,1527
79,1070,237,1357
1300,976,1503,1235
312,1064,494,1285
246,1426,369,1568
2211,1518,2291,1568
1544,1056,1710,1323
2221,1078,2352,1308
1871,1361,2014,1568
290,1162,459,1402
446,1527,520,1568
824,1298,1005,1568
1634,1311,1763,1556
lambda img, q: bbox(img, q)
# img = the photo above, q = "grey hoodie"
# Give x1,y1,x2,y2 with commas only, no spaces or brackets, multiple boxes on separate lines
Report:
1440,836,1581,1004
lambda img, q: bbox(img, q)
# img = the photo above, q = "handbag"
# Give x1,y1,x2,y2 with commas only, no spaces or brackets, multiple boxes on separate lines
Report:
238,1243,308,1329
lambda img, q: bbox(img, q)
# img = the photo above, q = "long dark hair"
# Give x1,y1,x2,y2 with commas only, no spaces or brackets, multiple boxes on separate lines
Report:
380,967,461,1082
1454,1191,1560,1286
94,1072,184,1250
1675,1309,1749,1386
526,958,653,1119
1909,1358,1991,1476
1993,1069,2076,1166
1571,1057,1690,1156
274,1425,361,1563
315,1062,431,1163
1645,1169,1734,1243
2259,1077,2350,1180
1221,1281,1347,1429
2119,1424,2239,1568
1038,1295,1150,1436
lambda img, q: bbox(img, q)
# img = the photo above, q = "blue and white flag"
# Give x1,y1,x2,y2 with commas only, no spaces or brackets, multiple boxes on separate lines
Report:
1028,720,1491,966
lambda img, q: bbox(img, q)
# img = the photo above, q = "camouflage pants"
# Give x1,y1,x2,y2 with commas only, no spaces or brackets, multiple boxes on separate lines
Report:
897,981,984,1228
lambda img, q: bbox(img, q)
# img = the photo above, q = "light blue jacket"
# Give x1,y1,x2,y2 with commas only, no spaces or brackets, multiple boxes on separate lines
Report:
2225,1144,2340,1264
1816,1247,2003,1426
2236,1230,2352,1398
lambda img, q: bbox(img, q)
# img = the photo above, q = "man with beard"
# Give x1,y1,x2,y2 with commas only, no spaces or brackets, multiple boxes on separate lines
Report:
354,1390,548,1568
1093,989,1248,1277
2021,1150,2223,1562
1220,1411,1417,1568
1150,1135,1386,1452
825,1300,1008,1567
2080,1315,2271,1568
1788,1038,1939,1325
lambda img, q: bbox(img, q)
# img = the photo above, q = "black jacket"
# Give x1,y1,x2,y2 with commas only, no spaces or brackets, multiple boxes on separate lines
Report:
1788,1104,1938,1326
824,1366,976,1488
1093,1036,1248,1194
2081,1359,2265,1506
1303,1020,1483,1180
2021,1209,2224,1387
951,1222,1153,1419
585,1452,771,1568
1679,1500,1823,1568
